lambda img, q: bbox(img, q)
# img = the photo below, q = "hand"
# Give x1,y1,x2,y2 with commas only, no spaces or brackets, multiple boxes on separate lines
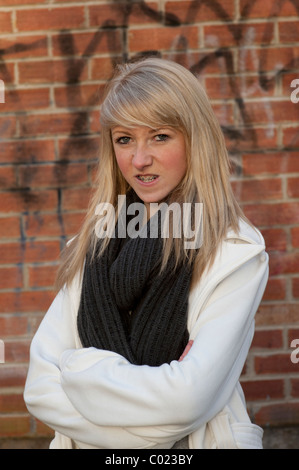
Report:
178,340,194,362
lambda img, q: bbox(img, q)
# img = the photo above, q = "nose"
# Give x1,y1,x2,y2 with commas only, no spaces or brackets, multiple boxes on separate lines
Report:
132,143,153,171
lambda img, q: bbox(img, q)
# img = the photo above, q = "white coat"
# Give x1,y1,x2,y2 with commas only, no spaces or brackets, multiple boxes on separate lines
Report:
24,220,269,449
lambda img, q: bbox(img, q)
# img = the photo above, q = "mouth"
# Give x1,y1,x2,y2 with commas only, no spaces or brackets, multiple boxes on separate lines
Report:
136,174,159,183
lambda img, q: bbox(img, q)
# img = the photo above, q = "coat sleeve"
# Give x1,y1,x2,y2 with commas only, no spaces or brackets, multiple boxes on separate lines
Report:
23,285,167,449
59,248,268,439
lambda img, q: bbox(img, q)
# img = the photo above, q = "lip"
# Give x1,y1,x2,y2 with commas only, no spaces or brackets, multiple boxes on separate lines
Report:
135,175,159,186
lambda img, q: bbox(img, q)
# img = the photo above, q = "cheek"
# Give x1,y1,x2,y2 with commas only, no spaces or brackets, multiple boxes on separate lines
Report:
114,152,129,178
166,148,187,178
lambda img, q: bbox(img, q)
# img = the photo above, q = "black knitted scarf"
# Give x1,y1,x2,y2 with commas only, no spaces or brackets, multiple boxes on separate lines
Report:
77,195,193,367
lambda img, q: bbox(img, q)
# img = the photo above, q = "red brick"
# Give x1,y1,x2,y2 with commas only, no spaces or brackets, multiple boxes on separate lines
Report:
0,365,28,388
0,11,13,33
240,0,299,19
288,328,299,344
62,187,92,210
24,212,84,237
232,178,282,202
16,6,85,32
262,278,286,301
226,127,278,153
256,304,299,326
28,264,58,289
243,152,299,176
292,277,299,298
0,393,27,414
52,30,123,56
54,84,102,109
206,74,275,101
244,202,299,226
269,252,299,276
89,2,160,27
251,329,283,349
35,420,54,437
0,140,55,164
0,35,48,60
1,189,58,214
237,47,299,74
0,166,17,189
287,177,299,198
261,228,287,252
241,379,284,400
4,340,30,363
0,315,28,337
291,378,299,397
292,227,299,248
23,240,61,263
211,102,234,126
0,266,23,290
128,26,199,52
0,0,43,4
282,126,299,148
3,88,50,112
204,22,274,48
255,353,298,374
0,116,17,139
245,99,299,124
0,290,54,313
0,241,60,265
255,403,299,427
278,21,299,44
90,56,121,81
165,0,235,23
89,110,101,133
58,136,100,161
0,416,30,437
19,112,89,137
18,59,88,84
0,62,15,84
18,162,88,189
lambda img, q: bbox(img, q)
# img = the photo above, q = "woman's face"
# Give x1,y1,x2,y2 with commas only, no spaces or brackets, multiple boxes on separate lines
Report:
111,125,187,208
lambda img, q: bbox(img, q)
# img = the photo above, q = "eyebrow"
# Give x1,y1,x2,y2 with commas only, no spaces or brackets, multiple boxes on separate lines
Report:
111,127,133,134
111,126,172,135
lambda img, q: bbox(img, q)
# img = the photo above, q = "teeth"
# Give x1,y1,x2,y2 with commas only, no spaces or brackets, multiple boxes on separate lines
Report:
138,175,157,182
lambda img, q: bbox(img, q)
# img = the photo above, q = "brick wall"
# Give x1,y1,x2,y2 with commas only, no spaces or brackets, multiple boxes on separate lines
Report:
0,0,299,441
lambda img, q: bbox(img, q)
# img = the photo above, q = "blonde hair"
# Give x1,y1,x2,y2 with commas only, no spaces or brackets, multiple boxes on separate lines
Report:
55,57,246,291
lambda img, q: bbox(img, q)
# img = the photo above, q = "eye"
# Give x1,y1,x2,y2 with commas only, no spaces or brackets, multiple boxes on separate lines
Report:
155,134,169,142
115,136,131,145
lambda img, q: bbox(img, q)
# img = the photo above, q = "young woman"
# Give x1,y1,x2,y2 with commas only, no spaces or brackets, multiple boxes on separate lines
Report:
24,58,268,449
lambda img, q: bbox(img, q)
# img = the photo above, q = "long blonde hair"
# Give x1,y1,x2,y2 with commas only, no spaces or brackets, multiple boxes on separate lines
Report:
55,57,246,291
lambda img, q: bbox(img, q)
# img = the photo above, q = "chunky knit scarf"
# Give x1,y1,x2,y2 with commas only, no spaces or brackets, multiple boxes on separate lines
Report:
77,197,193,367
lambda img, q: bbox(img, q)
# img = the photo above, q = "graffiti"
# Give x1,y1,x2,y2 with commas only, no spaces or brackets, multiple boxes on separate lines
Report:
0,0,299,200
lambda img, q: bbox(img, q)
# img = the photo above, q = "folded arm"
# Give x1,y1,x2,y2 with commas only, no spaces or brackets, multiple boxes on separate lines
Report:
24,288,161,448
60,250,268,432
24,247,268,448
